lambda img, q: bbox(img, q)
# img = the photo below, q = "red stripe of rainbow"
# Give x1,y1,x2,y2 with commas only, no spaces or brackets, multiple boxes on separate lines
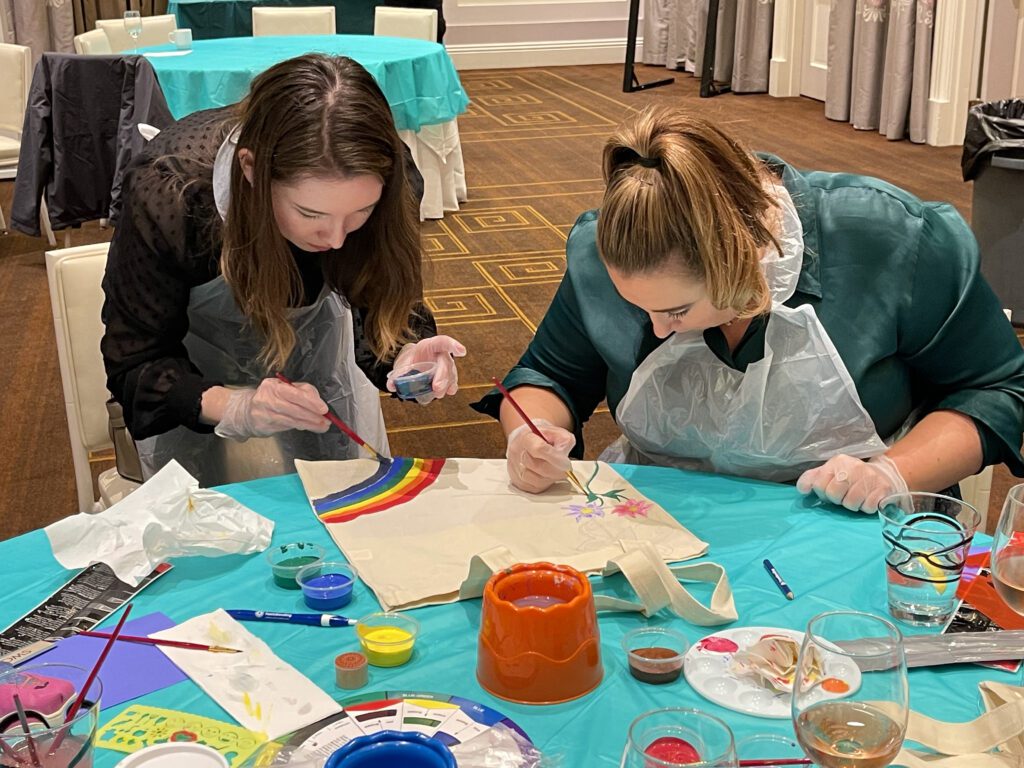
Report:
313,457,447,524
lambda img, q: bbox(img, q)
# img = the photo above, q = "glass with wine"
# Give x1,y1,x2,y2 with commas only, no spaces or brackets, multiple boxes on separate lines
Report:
123,10,143,54
991,484,1024,615
791,611,908,768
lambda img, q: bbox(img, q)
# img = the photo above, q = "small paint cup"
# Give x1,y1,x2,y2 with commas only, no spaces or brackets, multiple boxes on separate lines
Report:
265,542,325,589
335,652,368,690
297,561,356,611
622,626,688,685
387,361,438,401
356,612,420,667
325,731,455,768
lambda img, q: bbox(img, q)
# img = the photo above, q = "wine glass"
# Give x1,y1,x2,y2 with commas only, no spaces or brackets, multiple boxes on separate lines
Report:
124,10,143,54
792,611,908,768
991,484,1024,615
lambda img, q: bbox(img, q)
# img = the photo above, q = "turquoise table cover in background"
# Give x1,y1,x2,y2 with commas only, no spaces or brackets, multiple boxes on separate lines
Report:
141,35,469,130
168,0,381,39
0,465,993,766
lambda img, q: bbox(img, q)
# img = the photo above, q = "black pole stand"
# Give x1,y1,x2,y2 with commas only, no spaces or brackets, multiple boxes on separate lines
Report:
622,0,674,93
699,0,730,97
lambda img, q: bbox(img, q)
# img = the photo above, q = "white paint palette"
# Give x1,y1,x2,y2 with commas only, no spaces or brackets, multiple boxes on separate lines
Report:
683,626,862,719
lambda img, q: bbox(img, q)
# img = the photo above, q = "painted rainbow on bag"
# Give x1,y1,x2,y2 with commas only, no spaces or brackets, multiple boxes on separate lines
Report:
312,457,447,523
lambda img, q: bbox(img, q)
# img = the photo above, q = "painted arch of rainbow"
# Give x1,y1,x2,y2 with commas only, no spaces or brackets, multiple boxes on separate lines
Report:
312,457,447,523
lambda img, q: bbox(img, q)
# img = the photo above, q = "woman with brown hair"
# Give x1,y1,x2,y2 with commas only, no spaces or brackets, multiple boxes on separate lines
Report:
102,54,465,486
476,105,1024,513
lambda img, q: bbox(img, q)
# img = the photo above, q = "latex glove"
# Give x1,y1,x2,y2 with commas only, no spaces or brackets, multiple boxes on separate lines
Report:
214,378,330,440
506,418,576,494
796,454,909,513
386,335,467,404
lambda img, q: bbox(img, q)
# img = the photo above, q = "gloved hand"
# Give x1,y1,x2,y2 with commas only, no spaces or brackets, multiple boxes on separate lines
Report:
214,378,330,440
796,454,909,513
386,335,467,404
506,418,576,494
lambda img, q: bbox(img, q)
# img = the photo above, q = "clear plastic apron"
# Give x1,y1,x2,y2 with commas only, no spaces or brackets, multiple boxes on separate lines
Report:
604,184,887,483
136,128,388,486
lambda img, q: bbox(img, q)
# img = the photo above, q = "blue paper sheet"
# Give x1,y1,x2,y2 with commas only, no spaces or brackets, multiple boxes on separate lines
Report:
31,612,188,707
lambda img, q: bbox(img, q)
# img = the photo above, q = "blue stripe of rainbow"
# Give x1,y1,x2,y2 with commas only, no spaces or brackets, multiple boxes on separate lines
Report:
313,457,447,523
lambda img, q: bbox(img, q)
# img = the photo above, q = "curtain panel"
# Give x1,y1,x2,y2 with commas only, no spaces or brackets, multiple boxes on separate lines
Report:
643,0,775,94
826,0,935,143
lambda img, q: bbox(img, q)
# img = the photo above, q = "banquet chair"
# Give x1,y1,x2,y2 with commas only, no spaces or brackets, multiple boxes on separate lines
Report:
46,243,141,514
252,6,336,36
96,14,177,53
373,7,437,41
0,43,31,236
73,29,113,55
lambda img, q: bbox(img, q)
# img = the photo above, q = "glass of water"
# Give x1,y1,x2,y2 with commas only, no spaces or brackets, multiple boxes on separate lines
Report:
991,484,1024,615
878,492,981,626
124,10,142,53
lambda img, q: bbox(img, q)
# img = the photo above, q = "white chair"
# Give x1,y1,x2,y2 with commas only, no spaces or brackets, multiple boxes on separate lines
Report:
73,29,113,55
96,14,177,53
252,7,336,36
373,7,437,41
0,43,31,235
46,243,141,513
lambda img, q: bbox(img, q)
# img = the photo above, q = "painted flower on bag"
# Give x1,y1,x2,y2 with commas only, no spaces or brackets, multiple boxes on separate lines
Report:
862,0,887,23
565,502,605,522
611,499,653,519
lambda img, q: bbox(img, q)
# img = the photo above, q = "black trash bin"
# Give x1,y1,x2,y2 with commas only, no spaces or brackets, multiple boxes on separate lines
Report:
963,100,1024,326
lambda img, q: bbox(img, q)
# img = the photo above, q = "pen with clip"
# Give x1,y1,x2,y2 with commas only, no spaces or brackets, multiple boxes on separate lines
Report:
227,610,357,627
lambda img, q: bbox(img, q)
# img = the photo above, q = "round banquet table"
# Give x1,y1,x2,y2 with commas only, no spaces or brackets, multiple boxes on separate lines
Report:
139,35,468,131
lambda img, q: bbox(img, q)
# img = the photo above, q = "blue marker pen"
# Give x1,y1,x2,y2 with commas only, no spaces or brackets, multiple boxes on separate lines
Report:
227,610,356,627
763,559,794,600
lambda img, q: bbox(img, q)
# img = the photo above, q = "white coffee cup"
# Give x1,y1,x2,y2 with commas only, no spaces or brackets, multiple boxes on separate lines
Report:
168,28,193,50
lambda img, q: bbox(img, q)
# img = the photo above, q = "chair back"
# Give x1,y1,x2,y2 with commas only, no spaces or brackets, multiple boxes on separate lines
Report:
252,6,336,36
0,43,31,137
374,7,437,41
45,243,115,513
96,14,177,53
74,29,114,55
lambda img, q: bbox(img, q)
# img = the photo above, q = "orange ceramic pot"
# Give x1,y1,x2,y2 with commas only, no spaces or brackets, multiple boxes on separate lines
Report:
476,562,603,705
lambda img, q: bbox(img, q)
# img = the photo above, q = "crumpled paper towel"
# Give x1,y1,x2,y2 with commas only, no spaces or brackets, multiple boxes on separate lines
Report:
45,460,274,585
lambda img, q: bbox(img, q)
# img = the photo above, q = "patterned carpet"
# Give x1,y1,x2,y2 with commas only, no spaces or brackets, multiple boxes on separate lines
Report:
0,63,1016,539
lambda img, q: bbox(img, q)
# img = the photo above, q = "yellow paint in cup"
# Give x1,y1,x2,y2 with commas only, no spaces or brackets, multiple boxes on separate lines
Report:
356,612,420,667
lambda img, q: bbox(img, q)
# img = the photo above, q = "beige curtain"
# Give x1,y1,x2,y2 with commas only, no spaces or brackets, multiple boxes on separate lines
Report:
0,0,75,61
644,0,774,94
71,0,168,35
825,0,934,142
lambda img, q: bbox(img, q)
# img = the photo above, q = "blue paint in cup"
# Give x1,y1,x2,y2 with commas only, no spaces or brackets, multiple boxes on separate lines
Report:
296,561,355,611
388,362,437,401
325,731,456,768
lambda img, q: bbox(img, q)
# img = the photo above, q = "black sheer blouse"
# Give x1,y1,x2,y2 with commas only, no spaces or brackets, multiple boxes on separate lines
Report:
101,107,434,441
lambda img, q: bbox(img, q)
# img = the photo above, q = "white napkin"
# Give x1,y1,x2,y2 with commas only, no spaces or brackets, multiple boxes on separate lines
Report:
45,461,274,585
152,610,342,740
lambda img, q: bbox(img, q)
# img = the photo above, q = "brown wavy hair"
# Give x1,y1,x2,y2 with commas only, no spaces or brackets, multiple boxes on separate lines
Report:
220,54,422,370
597,105,780,319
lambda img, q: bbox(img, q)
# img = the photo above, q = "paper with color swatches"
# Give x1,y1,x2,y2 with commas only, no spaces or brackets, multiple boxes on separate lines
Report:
96,705,263,766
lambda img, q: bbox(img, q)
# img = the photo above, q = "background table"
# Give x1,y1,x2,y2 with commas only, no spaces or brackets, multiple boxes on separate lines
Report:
168,0,380,39
0,465,997,766
141,35,469,219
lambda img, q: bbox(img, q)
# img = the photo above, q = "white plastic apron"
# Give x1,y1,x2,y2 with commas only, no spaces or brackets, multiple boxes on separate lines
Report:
137,130,388,487
604,184,887,483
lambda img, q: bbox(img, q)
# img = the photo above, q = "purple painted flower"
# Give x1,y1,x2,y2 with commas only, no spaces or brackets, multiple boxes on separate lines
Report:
565,502,604,522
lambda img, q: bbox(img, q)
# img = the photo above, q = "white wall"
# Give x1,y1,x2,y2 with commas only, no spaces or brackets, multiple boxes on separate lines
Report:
981,0,1024,100
444,0,642,69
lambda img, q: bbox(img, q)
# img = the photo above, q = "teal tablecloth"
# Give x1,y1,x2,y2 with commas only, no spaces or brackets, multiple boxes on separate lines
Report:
0,466,991,766
140,35,468,130
168,0,379,39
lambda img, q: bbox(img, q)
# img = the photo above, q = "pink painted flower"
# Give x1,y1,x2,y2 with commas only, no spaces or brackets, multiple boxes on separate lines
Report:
565,502,604,522
611,498,652,519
